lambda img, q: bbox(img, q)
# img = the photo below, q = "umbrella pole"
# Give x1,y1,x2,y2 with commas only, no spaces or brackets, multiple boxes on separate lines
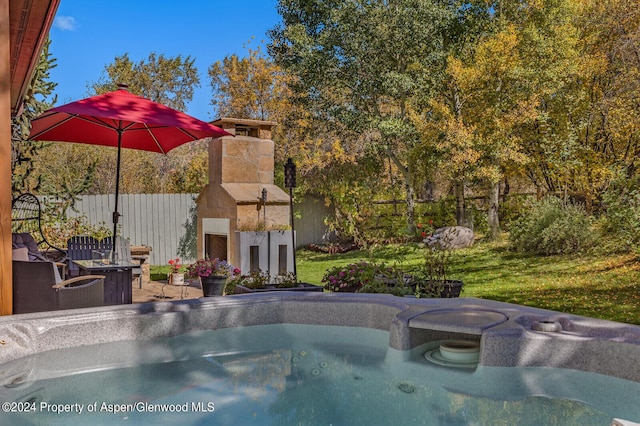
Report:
111,129,123,261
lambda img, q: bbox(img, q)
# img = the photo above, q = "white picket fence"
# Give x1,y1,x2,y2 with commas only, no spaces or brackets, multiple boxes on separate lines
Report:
65,193,333,266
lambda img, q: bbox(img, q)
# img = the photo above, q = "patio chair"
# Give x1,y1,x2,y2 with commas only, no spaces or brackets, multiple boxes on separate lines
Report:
11,193,66,262
12,259,105,314
66,235,109,277
114,237,143,288
53,276,105,311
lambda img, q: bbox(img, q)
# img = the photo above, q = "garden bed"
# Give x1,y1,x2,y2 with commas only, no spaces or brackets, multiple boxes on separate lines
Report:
233,282,324,294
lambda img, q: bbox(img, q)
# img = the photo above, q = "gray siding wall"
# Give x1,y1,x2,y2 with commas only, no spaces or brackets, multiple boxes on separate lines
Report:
66,194,332,265
295,195,335,248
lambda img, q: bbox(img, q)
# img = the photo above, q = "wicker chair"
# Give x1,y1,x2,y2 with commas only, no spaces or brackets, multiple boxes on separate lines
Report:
13,260,105,314
11,193,66,262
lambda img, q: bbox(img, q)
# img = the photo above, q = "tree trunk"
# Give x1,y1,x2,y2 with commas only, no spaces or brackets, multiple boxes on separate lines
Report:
405,180,417,235
449,66,467,228
487,181,501,240
387,150,416,236
454,180,466,226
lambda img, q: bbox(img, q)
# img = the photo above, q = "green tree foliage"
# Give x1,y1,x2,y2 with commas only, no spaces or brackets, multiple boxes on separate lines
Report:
12,39,58,194
262,0,640,247
505,0,640,212
269,0,455,236
12,39,95,212
91,52,199,111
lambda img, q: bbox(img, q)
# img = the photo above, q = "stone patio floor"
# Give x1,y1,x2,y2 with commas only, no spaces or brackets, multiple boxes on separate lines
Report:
132,279,201,303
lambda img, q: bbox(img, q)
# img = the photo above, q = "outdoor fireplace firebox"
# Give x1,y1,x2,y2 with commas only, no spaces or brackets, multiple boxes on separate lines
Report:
196,118,295,279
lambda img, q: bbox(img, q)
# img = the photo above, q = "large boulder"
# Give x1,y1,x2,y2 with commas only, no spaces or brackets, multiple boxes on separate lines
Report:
423,226,474,250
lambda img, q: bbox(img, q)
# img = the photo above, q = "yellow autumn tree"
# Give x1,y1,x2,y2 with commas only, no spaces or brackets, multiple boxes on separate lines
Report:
423,0,586,239
208,42,309,166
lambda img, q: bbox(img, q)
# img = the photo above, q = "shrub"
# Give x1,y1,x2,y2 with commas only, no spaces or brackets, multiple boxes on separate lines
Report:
509,197,595,255
225,271,299,294
226,270,270,290
500,194,536,232
322,261,379,291
42,215,111,247
322,261,406,292
601,173,640,251
273,272,298,288
322,260,417,295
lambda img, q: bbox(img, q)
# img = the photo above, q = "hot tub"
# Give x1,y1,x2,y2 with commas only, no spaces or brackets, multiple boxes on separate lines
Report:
0,293,639,424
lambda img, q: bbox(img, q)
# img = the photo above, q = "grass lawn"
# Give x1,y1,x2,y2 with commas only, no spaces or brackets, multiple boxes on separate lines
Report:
296,239,640,325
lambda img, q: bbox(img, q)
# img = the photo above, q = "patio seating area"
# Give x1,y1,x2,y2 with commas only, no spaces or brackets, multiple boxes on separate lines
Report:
10,191,159,311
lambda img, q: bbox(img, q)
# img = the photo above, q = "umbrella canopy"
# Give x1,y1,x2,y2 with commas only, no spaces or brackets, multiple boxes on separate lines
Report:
28,85,232,241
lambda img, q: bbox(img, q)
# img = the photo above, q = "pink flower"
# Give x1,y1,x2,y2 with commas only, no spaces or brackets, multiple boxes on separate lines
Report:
168,257,182,273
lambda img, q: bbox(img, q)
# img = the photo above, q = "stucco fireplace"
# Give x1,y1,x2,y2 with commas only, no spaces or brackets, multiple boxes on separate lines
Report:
196,118,294,278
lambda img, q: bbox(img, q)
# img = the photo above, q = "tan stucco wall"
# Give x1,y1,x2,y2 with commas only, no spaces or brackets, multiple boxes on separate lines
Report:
196,121,291,266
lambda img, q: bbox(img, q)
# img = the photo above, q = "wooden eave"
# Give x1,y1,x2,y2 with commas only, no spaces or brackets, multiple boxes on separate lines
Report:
9,0,59,116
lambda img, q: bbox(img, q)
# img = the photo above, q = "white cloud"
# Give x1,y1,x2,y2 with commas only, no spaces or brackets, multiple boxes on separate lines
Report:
53,16,76,31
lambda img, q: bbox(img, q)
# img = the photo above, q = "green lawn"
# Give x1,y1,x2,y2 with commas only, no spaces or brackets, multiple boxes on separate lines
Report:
296,239,640,325
151,240,640,324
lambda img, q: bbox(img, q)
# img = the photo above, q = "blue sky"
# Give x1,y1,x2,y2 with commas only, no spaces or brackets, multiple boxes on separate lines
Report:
48,0,281,121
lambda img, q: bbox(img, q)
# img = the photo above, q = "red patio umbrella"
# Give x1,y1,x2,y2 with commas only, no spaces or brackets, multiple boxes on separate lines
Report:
28,84,231,241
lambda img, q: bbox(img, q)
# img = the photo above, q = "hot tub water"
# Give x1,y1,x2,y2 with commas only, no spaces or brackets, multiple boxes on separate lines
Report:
1,324,639,425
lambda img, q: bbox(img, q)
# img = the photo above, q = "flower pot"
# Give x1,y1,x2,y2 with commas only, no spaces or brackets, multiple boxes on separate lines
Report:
199,275,227,297
337,284,362,293
417,279,464,298
440,280,464,298
170,273,185,286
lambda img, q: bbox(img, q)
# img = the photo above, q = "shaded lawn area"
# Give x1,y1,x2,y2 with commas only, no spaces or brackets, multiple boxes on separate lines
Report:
296,240,640,325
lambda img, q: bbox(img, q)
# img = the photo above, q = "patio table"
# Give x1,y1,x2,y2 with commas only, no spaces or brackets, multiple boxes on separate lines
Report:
73,260,136,305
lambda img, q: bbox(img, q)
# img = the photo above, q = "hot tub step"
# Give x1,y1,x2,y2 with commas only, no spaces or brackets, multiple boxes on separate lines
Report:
409,309,508,335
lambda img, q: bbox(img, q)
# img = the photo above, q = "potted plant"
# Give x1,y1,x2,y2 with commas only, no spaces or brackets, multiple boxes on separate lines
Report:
186,258,240,297
167,257,185,286
227,270,322,294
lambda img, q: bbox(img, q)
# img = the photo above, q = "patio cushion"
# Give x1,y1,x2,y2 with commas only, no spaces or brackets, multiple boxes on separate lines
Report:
12,248,29,261
12,233,47,261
